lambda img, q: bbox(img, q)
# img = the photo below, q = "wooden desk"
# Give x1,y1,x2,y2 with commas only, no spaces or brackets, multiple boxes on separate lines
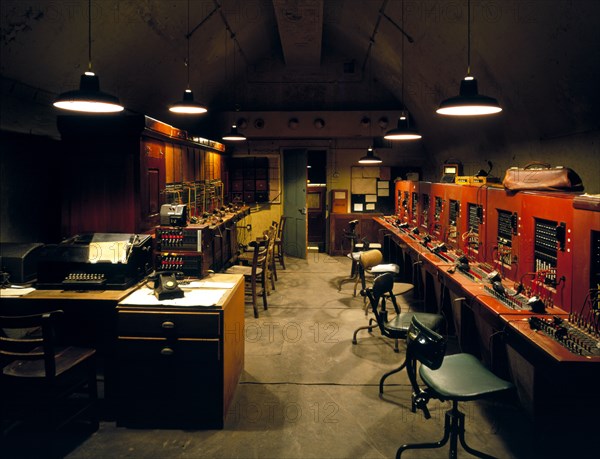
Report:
115,273,245,429
329,213,383,256
0,274,245,429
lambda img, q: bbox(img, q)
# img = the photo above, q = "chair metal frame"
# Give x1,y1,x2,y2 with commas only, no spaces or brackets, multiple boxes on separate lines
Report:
353,273,443,394
397,316,513,459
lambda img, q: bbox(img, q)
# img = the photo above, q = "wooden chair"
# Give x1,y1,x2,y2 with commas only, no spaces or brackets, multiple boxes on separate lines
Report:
0,310,98,454
225,239,269,318
264,225,278,292
238,225,278,291
274,215,288,270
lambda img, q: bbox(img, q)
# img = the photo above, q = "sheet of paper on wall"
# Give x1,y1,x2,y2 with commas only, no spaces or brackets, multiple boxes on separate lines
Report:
361,167,380,178
365,203,376,210
365,194,377,203
353,203,364,212
377,181,389,189
378,187,390,197
351,178,377,194
334,191,346,199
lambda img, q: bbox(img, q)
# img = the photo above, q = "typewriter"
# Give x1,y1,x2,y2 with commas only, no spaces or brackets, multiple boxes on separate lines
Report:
36,233,153,290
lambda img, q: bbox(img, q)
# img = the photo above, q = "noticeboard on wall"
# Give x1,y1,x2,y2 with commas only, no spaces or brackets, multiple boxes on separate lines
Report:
350,166,393,213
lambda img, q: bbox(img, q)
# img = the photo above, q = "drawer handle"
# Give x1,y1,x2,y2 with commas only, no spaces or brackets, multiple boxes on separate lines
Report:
160,347,174,356
161,321,175,329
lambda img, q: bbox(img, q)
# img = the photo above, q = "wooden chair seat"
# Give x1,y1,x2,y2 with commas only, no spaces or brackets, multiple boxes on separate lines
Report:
3,346,96,379
225,265,264,277
236,251,254,264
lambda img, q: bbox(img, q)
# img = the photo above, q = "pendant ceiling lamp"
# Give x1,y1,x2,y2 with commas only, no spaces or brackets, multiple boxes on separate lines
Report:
358,147,382,165
437,0,502,116
222,124,246,141
384,111,422,140
222,38,245,141
385,0,422,140
53,0,124,113
169,0,207,114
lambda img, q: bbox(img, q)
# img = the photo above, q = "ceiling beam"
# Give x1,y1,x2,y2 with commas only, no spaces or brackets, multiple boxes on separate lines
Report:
272,0,324,67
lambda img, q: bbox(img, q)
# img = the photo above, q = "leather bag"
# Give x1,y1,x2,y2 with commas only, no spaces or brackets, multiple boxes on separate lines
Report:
502,162,584,192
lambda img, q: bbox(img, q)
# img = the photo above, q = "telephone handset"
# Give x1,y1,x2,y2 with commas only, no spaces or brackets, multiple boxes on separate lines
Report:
151,271,185,301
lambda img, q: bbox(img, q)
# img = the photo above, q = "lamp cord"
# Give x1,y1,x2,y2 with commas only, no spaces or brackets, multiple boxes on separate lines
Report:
401,0,404,104
467,0,471,76
186,0,190,89
88,0,92,71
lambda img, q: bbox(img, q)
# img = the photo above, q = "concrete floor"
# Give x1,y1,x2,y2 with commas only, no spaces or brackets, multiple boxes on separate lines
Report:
5,254,596,458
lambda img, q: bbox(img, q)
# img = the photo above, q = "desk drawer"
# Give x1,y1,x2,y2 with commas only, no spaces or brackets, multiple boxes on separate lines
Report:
117,336,220,362
118,310,220,338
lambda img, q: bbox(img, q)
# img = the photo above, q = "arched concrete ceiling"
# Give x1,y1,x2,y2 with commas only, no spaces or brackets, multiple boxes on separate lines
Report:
1,0,599,158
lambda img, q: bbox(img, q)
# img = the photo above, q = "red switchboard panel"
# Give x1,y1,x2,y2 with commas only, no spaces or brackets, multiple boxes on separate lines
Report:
519,191,577,311
459,184,488,263
417,182,431,231
430,183,447,239
389,181,600,316
485,188,523,282
394,180,410,221
408,181,419,227
571,196,600,319
443,184,463,251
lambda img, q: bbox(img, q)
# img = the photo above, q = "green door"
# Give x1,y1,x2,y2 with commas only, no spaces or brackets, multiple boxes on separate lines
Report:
283,149,307,259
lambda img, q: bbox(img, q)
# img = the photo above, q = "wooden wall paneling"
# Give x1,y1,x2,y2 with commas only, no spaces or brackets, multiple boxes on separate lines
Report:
164,142,174,184
182,146,194,182
57,114,224,237
140,138,166,232
173,144,183,183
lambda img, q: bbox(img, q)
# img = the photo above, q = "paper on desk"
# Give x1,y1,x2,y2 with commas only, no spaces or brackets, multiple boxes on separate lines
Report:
0,287,36,297
186,281,236,289
119,288,227,307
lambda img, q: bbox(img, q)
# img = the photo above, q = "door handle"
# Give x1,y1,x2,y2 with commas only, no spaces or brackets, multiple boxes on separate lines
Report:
299,207,307,215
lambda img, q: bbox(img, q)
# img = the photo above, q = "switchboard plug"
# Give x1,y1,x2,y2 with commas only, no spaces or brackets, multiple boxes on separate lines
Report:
246,224,252,231
527,296,546,314
487,271,502,284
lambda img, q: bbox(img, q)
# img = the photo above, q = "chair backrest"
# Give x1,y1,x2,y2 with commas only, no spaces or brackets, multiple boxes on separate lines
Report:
364,273,398,337
252,238,269,274
405,316,446,398
277,215,287,240
270,220,279,236
406,316,446,370
0,310,64,379
264,225,277,263
359,249,383,270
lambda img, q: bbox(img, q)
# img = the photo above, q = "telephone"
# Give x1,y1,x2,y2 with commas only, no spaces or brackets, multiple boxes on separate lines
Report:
151,271,184,301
